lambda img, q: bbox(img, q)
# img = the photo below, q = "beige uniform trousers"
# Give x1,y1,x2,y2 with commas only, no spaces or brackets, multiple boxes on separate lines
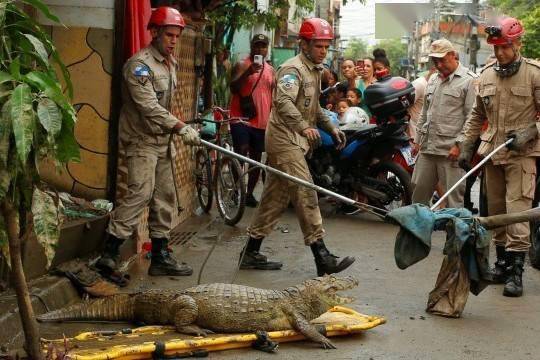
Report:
247,149,324,245
485,157,536,252
411,153,466,208
108,150,176,240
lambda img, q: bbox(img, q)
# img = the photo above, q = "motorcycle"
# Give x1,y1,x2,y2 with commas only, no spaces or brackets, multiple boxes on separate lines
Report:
310,72,416,213
310,119,412,213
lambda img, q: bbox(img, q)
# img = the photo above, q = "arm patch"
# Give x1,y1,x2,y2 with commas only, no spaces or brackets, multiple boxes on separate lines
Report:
279,74,298,89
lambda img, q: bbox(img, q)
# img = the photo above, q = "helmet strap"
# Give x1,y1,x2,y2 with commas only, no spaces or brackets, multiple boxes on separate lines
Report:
494,56,522,77
301,40,316,62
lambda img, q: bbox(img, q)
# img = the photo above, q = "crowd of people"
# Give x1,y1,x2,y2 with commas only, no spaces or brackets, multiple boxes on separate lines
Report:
95,6,540,300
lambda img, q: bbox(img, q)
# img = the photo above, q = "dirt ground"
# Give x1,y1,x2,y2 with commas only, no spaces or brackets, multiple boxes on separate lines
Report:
38,199,540,360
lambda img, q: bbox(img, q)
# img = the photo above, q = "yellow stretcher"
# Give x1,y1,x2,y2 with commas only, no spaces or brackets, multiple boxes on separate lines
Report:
41,306,385,359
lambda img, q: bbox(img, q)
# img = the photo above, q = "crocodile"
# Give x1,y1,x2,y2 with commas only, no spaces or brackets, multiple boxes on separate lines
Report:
37,275,358,349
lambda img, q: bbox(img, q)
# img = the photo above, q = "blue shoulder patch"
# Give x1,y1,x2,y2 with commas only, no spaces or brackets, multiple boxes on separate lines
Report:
133,64,150,77
279,73,298,89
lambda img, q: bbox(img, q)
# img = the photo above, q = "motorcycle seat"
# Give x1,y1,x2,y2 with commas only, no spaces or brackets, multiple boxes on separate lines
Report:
342,124,378,137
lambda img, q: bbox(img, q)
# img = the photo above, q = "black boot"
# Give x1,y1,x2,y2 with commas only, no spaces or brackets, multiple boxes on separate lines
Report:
310,239,355,277
239,237,283,270
503,252,525,297
148,238,193,276
95,234,124,272
492,246,508,284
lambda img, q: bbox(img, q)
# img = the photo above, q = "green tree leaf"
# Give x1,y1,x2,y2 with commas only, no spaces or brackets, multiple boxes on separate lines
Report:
56,120,80,163
24,71,76,122
21,0,61,24
0,100,12,167
21,33,50,68
0,71,14,85
31,188,59,270
0,1,6,28
11,83,35,164
37,97,61,137
24,71,63,103
344,38,369,61
9,59,21,80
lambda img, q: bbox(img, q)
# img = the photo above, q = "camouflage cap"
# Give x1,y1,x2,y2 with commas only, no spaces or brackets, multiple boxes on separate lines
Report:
428,39,455,58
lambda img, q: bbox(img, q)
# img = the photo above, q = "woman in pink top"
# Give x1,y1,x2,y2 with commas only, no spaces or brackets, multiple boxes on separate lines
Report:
229,34,275,207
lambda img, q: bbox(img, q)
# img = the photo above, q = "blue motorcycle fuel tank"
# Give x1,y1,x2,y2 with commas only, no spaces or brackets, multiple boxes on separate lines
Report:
318,129,365,159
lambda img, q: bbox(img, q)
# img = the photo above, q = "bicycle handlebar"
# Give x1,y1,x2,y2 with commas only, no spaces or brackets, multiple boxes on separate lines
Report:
186,116,250,125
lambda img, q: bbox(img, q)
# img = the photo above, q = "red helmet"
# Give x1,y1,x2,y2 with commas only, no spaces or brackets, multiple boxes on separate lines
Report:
299,18,334,41
485,17,524,45
147,7,185,30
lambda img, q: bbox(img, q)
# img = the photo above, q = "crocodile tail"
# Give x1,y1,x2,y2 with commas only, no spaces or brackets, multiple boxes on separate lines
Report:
36,294,135,322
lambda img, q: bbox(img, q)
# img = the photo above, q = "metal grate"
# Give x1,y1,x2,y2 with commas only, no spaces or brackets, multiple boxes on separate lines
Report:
169,231,197,246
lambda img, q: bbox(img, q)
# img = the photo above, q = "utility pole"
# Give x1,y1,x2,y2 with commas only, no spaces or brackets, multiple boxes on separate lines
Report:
433,0,441,40
468,0,480,72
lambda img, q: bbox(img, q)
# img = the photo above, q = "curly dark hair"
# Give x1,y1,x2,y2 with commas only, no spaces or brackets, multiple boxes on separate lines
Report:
373,48,390,68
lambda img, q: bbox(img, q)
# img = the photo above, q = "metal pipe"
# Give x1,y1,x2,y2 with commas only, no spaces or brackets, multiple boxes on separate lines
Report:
431,138,513,210
200,139,387,217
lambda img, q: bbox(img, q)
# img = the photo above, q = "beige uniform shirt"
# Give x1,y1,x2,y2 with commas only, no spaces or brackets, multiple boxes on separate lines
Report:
118,44,179,155
265,53,335,154
462,58,540,164
415,64,477,156
408,76,428,140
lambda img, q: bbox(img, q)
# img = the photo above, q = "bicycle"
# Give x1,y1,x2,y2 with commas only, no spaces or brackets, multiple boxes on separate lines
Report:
191,107,248,226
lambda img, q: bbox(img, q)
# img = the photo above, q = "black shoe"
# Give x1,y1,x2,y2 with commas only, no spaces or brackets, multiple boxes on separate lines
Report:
148,238,192,276
149,250,193,276
503,252,525,297
245,194,259,208
492,246,508,284
95,234,124,272
239,250,283,270
310,239,355,276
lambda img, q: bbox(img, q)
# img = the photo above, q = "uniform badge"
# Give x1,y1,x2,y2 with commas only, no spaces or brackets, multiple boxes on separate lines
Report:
133,64,150,85
279,74,297,89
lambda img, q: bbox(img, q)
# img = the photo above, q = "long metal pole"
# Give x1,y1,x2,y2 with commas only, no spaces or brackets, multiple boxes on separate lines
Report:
431,138,513,210
200,139,387,217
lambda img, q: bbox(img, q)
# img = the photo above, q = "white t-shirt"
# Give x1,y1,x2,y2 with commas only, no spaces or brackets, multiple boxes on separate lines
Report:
408,77,428,139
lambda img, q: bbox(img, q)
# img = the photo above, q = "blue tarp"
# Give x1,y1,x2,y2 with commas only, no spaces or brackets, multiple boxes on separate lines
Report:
387,204,492,295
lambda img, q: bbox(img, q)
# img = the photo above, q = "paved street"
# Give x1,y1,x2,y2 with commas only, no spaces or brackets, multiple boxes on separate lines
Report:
38,195,540,359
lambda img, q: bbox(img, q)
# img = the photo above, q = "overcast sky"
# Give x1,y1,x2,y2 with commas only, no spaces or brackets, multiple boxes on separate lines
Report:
340,0,377,43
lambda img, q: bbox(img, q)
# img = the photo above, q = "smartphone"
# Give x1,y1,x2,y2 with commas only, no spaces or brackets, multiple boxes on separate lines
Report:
356,59,365,69
254,55,263,65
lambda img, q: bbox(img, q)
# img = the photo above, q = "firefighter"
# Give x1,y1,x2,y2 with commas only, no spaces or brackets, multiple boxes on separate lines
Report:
242,18,355,276
97,7,200,277
458,17,540,297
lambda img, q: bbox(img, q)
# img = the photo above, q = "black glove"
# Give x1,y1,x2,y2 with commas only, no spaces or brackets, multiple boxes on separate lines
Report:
457,140,476,171
506,123,539,152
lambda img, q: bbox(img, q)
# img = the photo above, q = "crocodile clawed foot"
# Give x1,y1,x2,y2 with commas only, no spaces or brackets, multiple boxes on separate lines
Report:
320,338,337,349
176,324,213,337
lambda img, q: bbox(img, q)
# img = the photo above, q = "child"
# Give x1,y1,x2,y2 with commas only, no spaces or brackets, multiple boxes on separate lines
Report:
320,86,338,111
336,98,350,124
346,88,362,107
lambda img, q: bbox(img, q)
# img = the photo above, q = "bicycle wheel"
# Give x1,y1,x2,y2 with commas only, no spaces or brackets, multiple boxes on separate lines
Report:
194,148,213,213
216,156,246,225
